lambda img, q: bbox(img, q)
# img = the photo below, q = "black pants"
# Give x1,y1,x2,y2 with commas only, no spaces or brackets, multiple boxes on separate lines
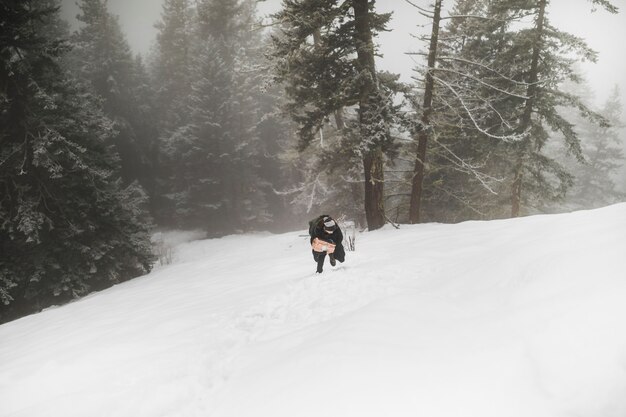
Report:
312,244,345,273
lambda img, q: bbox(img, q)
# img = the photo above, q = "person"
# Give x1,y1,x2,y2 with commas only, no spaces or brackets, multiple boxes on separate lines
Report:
308,215,346,274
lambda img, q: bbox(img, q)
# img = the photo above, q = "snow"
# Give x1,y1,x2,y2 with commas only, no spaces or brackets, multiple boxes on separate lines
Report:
2,204,626,417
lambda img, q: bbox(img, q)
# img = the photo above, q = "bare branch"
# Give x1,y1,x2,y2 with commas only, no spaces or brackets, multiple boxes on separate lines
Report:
403,0,434,15
440,14,508,22
383,212,401,229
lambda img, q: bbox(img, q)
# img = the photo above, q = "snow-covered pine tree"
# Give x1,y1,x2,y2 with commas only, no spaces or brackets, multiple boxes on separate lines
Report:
406,0,529,222
151,0,193,125
127,54,160,213
201,0,274,232
406,0,617,221
160,0,276,234
149,0,194,225
162,35,234,231
271,0,398,231
267,26,366,226
68,0,154,190
0,0,154,323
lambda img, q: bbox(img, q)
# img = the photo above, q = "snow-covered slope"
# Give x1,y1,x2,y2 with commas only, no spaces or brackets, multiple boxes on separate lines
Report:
2,204,626,417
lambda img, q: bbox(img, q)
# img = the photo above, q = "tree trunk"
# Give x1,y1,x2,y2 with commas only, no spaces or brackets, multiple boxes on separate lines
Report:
334,108,345,130
511,0,546,217
408,0,442,224
363,150,385,228
353,0,386,230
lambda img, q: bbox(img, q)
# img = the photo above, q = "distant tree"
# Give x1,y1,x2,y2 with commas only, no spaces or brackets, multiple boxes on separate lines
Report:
162,35,235,230
506,0,618,216
151,0,193,128
0,0,153,323
160,0,282,233
254,72,306,231
68,0,154,189
579,87,625,206
548,85,626,210
149,0,194,224
127,54,160,212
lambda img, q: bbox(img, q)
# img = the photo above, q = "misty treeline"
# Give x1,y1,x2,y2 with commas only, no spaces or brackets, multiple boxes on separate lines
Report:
1,0,624,322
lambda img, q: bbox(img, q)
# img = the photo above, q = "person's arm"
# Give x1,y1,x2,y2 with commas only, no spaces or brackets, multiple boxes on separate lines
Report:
336,228,343,244
310,225,321,244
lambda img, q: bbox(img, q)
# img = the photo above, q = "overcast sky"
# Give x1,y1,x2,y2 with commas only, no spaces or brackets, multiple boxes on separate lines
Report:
60,0,626,108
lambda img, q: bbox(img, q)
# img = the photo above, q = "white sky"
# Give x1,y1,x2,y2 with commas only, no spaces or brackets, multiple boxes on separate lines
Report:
60,0,626,107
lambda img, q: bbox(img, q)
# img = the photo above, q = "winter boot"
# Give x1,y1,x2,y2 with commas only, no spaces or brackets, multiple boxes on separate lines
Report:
329,253,336,267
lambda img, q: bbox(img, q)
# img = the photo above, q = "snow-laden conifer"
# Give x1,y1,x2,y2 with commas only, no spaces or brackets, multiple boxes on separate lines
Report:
0,0,154,323
271,0,400,231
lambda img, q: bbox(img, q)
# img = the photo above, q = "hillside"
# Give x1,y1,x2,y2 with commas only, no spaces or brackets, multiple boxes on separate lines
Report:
1,204,626,417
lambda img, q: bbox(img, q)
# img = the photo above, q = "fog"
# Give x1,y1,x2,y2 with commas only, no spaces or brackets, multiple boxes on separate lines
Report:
59,0,626,186
60,0,626,107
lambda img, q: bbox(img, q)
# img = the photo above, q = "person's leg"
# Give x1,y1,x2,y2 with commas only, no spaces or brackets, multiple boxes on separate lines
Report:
316,251,326,273
329,252,336,266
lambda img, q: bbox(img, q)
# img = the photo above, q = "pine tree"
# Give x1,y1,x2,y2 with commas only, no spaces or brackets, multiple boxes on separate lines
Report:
271,0,398,231
268,26,366,226
151,0,193,130
68,0,153,187
404,0,530,222
406,0,618,221
548,84,626,210
254,70,304,231
127,54,160,212
0,0,154,323
201,0,272,232
407,0,442,224
150,0,194,225
163,38,234,230
576,87,625,207
507,0,618,216
159,0,278,233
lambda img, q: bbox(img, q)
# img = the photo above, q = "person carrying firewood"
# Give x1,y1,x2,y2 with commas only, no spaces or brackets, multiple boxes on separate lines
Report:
308,214,346,274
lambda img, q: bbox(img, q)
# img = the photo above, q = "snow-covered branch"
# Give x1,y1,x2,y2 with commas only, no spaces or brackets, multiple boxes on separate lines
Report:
428,66,530,100
437,56,532,87
432,74,528,142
